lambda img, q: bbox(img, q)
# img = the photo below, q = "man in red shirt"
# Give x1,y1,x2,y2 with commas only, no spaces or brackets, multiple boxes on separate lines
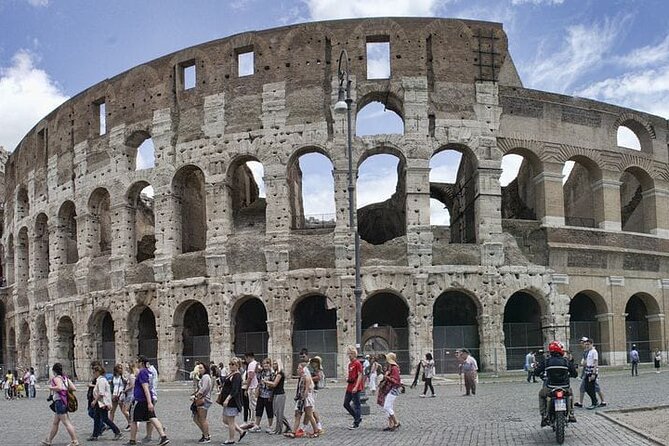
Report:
343,346,363,429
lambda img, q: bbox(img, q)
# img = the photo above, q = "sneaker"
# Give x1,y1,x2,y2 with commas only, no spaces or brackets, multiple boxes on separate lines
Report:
113,433,124,441
347,424,360,430
586,404,598,410
123,442,137,446
87,437,99,441
198,436,211,443
249,426,262,433
574,402,583,408
419,394,426,398
431,394,436,397
265,428,273,434
124,426,131,432
568,415,577,423
158,437,170,446
598,402,607,407
294,429,305,438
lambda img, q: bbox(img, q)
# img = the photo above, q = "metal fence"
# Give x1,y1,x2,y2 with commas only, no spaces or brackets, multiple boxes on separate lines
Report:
433,325,480,372
503,322,543,370
234,331,269,359
292,329,338,378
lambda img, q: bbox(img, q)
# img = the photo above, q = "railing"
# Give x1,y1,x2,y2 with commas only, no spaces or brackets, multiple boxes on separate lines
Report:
292,329,339,378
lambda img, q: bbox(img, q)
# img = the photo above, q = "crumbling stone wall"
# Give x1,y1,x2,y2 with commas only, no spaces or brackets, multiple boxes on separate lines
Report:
0,18,668,379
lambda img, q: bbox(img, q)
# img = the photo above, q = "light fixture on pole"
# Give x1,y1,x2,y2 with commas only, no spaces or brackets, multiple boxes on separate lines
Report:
335,49,362,351
335,47,369,416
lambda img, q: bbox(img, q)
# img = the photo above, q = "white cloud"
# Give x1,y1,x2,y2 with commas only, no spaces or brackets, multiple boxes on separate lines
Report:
0,50,68,151
511,0,563,5
246,161,266,197
27,0,49,6
305,0,440,20
136,138,155,170
430,198,450,225
615,34,669,68
525,15,629,93
366,42,390,79
500,154,523,187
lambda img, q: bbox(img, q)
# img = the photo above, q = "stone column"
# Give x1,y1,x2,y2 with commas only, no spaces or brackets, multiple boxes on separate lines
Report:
74,213,94,295
409,274,431,368
644,187,669,237
478,313,505,373
110,203,134,289
152,184,176,281
534,162,565,226
647,313,665,355
405,160,432,267
474,159,503,243
338,275,358,377
333,162,355,270
595,313,614,365
156,315,173,382
204,179,230,277
264,166,290,272
591,176,622,231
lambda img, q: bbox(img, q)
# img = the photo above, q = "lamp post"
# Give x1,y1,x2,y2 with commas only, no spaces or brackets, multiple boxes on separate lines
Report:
334,49,362,351
334,50,369,415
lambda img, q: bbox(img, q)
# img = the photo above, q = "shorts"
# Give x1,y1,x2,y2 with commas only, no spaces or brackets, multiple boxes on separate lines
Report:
130,400,156,422
54,399,68,415
304,393,315,409
223,406,239,417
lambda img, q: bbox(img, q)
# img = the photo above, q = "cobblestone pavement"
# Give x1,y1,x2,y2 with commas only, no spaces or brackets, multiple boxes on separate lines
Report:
2,367,667,446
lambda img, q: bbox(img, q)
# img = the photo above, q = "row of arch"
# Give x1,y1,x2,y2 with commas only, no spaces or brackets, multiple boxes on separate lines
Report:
2,287,663,378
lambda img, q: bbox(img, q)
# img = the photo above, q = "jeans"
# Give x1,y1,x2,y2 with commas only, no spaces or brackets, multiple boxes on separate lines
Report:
93,406,120,437
584,375,598,406
343,391,361,425
631,361,639,376
89,404,104,434
423,378,434,395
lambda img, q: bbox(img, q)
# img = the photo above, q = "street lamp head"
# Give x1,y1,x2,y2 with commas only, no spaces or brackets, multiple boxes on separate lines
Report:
334,85,348,114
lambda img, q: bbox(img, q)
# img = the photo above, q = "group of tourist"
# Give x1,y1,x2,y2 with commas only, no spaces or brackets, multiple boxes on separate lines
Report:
41,356,169,446
2,367,36,399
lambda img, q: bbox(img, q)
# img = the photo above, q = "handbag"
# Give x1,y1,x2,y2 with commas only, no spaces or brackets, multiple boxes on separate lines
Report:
195,396,205,407
216,391,225,406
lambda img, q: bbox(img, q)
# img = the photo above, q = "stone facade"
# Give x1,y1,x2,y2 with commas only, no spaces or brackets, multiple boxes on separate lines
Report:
1,17,668,380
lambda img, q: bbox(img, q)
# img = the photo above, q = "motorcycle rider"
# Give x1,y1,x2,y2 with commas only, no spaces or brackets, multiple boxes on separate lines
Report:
534,341,578,426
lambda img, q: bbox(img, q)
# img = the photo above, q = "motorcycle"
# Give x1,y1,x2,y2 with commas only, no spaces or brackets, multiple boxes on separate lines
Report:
544,385,570,444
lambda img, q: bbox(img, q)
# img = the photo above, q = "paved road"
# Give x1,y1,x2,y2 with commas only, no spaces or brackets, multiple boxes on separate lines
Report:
3,367,666,445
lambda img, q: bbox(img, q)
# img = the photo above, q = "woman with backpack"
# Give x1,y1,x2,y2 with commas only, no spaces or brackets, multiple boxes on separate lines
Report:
41,362,79,446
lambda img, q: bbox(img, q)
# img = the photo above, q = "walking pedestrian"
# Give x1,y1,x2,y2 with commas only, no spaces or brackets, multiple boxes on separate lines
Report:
460,348,478,396
143,361,160,443
582,339,599,409
126,356,169,446
41,362,79,446
28,367,36,398
110,364,131,431
525,351,537,383
88,364,123,441
368,355,380,396
265,358,291,435
575,337,607,408
420,353,436,397
654,350,662,373
220,357,246,445
87,361,104,437
191,362,212,443
630,344,640,376
292,362,319,437
248,358,274,433
379,352,402,431
343,346,363,430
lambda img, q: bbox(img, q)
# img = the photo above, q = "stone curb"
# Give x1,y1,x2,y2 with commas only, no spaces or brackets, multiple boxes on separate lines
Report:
596,407,668,446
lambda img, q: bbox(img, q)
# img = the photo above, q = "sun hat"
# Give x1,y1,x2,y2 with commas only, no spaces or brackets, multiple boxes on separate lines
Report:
386,352,397,365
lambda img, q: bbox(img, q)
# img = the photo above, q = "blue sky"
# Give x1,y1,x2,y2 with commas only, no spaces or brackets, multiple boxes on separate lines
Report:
1,0,668,223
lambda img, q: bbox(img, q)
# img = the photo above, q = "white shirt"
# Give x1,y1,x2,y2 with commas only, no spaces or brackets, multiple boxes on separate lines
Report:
247,360,258,389
586,348,599,367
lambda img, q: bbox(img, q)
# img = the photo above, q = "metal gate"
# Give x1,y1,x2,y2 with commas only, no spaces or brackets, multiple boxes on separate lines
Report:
626,321,652,362
504,322,543,370
433,325,480,372
292,329,338,378
234,331,268,359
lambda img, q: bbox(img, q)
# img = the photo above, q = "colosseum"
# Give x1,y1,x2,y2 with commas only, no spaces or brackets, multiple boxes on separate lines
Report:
1,17,668,380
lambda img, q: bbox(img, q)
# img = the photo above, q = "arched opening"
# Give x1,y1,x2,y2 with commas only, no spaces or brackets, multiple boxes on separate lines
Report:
89,311,116,370
88,188,112,256
288,151,336,229
430,147,477,243
233,297,268,358
362,292,409,371
128,182,156,262
18,320,30,368
356,101,404,136
617,126,641,151
503,291,543,369
291,295,338,377
433,291,480,372
16,227,29,289
357,153,406,244
500,152,539,221
173,166,206,253
625,293,660,363
35,314,48,378
177,301,210,378
58,201,78,264
569,292,608,364
228,157,266,231
138,307,158,369
34,213,50,279
55,316,76,377
563,157,601,228
620,167,654,234
16,187,29,221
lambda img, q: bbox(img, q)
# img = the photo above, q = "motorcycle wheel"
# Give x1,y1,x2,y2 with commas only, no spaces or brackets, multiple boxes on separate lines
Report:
555,411,566,444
